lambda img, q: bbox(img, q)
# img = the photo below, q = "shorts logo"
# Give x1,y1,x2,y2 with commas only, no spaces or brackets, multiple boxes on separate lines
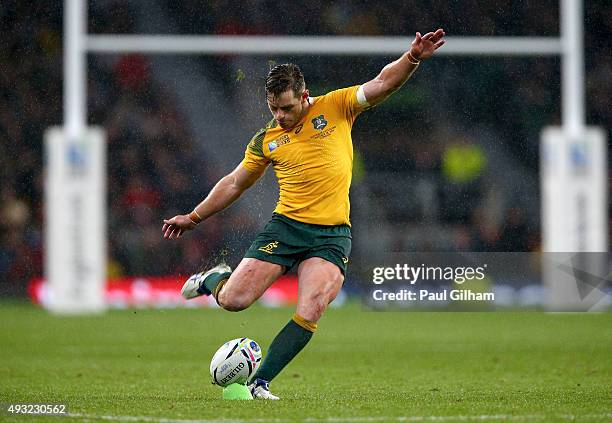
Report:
258,241,279,254
312,115,328,130
342,257,349,264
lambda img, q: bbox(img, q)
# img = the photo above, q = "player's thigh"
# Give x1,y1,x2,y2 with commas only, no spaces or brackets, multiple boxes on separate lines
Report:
296,257,344,322
218,258,285,309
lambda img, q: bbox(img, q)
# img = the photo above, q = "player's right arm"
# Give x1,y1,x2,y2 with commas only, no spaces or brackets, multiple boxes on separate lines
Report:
162,123,272,240
361,29,445,107
162,164,265,239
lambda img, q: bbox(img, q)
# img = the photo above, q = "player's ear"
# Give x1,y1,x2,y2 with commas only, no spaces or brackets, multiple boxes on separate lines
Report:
301,89,309,102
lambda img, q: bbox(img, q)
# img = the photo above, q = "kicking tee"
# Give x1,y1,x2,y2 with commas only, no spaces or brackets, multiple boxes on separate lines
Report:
241,85,368,226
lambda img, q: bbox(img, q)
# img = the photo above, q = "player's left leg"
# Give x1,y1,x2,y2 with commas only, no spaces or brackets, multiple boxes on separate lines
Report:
295,257,344,321
250,257,343,398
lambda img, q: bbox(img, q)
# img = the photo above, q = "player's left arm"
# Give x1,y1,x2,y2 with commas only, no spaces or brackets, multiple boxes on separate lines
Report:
361,29,445,107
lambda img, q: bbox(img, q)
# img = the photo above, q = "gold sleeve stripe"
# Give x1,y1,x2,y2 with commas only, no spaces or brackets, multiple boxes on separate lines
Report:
292,313,318,333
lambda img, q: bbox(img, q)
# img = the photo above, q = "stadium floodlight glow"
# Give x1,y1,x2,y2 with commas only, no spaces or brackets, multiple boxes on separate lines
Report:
51,0,605,314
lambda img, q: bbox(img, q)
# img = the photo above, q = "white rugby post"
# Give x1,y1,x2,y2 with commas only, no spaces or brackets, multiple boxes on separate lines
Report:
50,0,605,312
541,0,608,310
45,0,106,314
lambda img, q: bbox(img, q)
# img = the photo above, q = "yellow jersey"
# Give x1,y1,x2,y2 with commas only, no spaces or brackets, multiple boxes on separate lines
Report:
241,85,367,226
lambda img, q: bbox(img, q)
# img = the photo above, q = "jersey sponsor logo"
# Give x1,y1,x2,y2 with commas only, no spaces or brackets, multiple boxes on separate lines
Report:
268,135,290,152
294,123,304,134
258,241,279,254
342,256,349,264
312,115,328,130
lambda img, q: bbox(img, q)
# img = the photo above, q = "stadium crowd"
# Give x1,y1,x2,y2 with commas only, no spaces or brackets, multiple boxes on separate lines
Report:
1,1,610,295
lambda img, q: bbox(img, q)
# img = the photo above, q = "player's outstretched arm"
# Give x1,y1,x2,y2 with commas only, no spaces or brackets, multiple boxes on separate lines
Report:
162,164,265,239
362,28,445,107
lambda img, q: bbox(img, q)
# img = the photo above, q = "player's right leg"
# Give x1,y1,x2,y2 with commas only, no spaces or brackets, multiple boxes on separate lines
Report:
181,258,284,312
216,258,284,311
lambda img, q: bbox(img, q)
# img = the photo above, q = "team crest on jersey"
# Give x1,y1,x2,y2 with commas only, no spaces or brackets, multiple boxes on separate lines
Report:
312,115,328,130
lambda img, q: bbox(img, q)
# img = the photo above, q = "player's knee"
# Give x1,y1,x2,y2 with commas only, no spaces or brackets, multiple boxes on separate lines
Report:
217,290,252,312
312,278,343,317
326,285,340,304
324,273,343,303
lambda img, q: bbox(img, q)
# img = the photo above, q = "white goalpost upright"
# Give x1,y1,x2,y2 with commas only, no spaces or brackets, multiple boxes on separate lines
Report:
45,0,105,313
541,0,607,310
47,0,605,313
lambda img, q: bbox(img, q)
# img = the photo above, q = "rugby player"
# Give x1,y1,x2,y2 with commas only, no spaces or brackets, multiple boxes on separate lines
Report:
162,29,445,399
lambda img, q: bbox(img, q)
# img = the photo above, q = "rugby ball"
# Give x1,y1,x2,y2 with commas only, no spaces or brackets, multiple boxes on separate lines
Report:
210,338,262,387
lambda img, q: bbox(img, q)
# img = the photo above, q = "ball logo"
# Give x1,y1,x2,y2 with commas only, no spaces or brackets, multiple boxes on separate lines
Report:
250,341,260,352
219,362,245,385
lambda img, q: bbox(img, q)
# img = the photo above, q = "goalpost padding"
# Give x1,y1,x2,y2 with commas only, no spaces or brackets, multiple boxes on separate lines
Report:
45,127,106,313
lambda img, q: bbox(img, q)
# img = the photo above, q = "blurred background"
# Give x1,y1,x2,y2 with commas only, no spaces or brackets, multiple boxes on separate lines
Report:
0,0,610,300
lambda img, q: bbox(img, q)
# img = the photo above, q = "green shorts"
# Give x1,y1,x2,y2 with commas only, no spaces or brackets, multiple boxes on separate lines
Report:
244,213,352,275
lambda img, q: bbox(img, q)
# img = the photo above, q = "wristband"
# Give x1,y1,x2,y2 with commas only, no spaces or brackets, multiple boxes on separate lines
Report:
188,210,202,225
407,51,421,65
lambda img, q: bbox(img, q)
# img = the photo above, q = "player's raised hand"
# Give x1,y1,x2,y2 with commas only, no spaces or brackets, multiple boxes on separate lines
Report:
162,214,197,239
410,28,445,60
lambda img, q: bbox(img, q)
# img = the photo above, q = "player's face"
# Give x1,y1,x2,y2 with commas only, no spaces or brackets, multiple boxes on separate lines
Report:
266,89,309,130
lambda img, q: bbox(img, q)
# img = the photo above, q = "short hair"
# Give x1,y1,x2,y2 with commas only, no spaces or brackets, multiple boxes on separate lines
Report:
265,63,305,98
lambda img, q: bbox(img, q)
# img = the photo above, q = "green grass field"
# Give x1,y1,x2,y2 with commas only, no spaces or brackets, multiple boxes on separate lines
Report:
1,301,610,422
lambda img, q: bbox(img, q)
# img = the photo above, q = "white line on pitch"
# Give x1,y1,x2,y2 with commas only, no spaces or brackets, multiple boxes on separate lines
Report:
65,413,612,423
65,414,283,423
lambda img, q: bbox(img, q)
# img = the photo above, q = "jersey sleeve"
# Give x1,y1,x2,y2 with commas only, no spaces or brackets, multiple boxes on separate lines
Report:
326,85,369,123
241,126,270,173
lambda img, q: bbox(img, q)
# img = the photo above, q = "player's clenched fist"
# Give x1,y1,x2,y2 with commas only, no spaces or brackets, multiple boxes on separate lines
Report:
162,214,197,239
